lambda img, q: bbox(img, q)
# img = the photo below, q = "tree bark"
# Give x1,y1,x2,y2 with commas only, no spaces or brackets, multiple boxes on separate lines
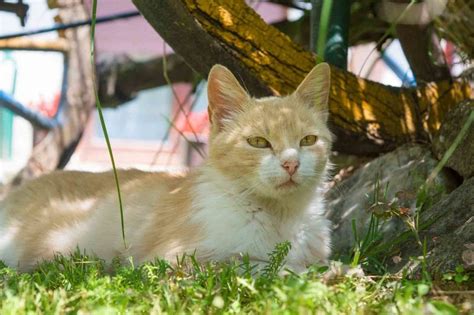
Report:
132,0,272,98
396,23,452,83
97,54,196,107
132,0,470,155
0,37,69,51
12,0,95,184
435,0,474,60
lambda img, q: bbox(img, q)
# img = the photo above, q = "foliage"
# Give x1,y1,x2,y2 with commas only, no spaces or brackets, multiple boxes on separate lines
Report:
442,266,470,285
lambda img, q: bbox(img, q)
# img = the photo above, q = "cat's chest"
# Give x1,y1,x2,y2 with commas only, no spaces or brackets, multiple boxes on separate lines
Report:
191,192,300,260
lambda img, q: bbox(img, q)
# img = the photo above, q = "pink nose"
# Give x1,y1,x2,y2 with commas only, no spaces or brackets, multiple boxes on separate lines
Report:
282,160,299,176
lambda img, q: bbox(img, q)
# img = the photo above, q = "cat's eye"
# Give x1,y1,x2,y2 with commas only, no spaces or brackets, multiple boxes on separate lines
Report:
300,135,318,146
247,136,271,148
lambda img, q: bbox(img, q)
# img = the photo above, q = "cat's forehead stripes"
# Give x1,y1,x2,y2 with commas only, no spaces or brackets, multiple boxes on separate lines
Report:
234,96,328,146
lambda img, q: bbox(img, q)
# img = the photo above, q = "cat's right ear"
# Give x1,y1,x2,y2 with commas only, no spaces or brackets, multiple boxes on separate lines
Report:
207,65,249,128
294,63,331,121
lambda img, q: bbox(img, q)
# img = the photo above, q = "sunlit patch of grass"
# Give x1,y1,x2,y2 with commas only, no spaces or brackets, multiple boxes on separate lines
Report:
0,248,466,314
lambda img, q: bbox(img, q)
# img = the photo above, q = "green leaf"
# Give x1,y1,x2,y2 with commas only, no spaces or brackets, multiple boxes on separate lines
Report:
428,300,459,315
442,273,453,281
454,273,467,284
455,265,464,273
417,283,430,296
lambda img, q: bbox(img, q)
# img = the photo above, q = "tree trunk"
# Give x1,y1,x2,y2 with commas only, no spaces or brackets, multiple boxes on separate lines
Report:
380,0,452,83
133,0,471,155
396,24,451,83
12,0,95,184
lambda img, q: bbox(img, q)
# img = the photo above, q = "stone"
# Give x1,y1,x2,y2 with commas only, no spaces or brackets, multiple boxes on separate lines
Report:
394,177,474,279
325,144,459,259
433,99,474,179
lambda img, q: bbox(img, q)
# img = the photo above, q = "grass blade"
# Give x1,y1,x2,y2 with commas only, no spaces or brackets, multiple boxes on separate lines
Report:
427,109,474,183
316,0,332,57
90,0,126,247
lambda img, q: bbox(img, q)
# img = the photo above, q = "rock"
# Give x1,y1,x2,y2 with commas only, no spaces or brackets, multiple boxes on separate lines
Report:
394,177,474,280
433,99,474,179
326,152,372,189
325,144,459,259
462,243,474,271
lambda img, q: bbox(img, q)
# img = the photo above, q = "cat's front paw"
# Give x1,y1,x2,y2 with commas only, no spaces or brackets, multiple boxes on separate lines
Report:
321,261,365,284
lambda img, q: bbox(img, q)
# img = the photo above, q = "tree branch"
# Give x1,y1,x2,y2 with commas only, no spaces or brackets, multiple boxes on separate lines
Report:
131,0,272,98
132,0,470,154
396,23,451,83
97,54,196,107
0,37,69,51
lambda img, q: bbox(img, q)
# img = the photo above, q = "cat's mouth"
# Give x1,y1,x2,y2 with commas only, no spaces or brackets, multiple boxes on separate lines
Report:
276,178,299,189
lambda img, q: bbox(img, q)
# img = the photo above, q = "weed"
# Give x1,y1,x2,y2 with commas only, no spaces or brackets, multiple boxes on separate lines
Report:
442,265,470,285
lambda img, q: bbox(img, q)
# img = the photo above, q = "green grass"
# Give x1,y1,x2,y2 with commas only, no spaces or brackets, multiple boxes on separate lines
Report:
0,250,466,314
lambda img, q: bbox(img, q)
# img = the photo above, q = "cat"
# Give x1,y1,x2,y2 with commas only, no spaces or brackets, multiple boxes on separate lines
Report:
0,63,333,272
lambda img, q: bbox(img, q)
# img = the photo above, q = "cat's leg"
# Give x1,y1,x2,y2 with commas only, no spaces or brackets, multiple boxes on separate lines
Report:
0,211,21,269
289,215,332,268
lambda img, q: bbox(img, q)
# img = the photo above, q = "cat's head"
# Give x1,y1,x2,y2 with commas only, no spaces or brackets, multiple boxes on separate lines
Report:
206,64,332,199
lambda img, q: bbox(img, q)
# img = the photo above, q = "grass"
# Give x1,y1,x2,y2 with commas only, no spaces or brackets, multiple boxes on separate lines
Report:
0,248,468,314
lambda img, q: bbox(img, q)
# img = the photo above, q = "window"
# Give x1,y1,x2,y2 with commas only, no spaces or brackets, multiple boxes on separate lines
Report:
94,85,173,141
191,81,208,113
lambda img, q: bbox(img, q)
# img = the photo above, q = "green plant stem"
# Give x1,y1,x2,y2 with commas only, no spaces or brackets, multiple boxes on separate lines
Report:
316,0,332,57
309,0,322,52
90,0,126,247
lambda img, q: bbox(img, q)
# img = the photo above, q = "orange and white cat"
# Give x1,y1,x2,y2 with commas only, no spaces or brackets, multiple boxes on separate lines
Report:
0,63,332,272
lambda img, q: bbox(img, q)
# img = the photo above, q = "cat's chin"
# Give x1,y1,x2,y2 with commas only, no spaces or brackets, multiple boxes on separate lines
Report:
275,179,299,190
254,179,311,200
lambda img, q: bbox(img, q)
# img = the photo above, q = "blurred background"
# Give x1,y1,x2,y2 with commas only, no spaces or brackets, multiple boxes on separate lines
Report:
0,0,472,186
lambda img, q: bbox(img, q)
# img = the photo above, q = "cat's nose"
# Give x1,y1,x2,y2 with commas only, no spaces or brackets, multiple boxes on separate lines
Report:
281,160,299,176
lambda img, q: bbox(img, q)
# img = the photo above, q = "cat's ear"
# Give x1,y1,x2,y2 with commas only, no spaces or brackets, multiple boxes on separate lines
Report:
294,63,331,120
207,65,249,128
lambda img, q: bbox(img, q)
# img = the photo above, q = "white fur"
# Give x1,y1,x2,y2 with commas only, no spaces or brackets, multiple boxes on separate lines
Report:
0,218,20,268
191,166,331,271
256,142,325,199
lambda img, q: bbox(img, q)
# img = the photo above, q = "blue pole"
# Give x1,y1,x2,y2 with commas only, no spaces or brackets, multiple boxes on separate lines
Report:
0,91,58,129
381,52,416,87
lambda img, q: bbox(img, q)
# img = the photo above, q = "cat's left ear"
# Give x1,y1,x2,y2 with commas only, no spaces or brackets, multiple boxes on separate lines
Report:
207,65,249,128
294,63,331,120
